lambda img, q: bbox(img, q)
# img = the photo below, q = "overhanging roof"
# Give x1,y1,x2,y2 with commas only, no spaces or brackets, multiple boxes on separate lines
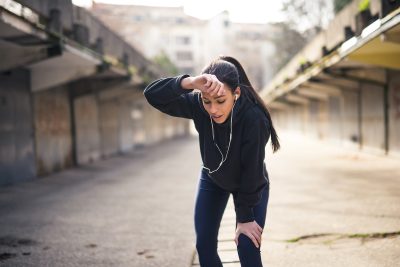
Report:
340,11,400,70
262,8,400,104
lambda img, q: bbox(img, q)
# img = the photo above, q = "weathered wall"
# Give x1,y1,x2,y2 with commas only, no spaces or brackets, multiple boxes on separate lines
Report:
0,68,36,185
33,85,73,176
341,90,359,146
388,70,400,156
98,98,119,158
130,98,146,148
73,94,101,165
361,83,385,151
327,96,342,141
307,99,320,139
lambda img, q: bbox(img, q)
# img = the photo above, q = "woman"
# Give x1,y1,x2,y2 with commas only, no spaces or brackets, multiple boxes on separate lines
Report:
143,55,280,267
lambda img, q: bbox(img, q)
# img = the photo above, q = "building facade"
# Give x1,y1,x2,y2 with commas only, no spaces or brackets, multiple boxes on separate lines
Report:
91,3,277,90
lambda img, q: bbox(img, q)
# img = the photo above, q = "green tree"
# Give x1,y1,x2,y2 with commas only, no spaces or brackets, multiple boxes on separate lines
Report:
334,0,353,14
152,51,178,75
281,0,334,37
270,22,308,75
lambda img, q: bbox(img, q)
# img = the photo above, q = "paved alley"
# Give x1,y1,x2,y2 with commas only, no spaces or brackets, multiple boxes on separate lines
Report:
0,136,200,267
0,133,399,267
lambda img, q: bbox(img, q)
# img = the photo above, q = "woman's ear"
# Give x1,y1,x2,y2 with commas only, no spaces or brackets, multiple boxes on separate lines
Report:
234,86,241,98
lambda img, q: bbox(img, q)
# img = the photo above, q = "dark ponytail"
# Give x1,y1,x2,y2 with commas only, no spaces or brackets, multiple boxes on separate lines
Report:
203,55,280,153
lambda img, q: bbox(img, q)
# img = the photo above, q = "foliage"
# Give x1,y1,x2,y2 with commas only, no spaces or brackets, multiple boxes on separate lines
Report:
269,22,308,75
333,0,353,14
281,0,334,35
152,51,178,75
358,0,370,11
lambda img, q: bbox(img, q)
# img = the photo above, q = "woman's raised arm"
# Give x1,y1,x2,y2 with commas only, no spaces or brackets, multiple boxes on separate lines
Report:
143,74,197,119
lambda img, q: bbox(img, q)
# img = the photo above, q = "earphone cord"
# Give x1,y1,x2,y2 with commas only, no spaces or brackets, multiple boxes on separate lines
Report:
202,98,237,174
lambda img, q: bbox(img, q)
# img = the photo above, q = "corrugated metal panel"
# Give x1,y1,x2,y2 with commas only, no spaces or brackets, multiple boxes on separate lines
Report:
361,83,385,150
327,96,342,140
131,100,146,147
143,103,164,145
99,99,119,157
308,99,319,138
389,71,400,154
34,86,73,176
287,105,304,134
342,90,360,144
318,100,328,139
119,96,135,152
74,94,101,165
0,69,35,186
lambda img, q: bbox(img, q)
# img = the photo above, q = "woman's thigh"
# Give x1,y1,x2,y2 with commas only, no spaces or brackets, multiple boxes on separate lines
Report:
253,183,270,229
235,184,270,266
194,170,230,244
235,183,270,246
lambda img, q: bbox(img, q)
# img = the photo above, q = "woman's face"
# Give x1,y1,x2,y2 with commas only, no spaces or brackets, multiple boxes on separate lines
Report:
201,85,240,124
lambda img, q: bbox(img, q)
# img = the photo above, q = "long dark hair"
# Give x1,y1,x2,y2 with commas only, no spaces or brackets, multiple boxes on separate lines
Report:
201,55,280,153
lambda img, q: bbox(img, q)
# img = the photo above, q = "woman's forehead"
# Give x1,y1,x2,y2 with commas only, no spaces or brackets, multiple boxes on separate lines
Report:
201,92,228,99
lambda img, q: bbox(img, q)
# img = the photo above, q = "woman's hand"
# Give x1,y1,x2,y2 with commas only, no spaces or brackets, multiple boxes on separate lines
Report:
181,74,226,97
234,220,263,248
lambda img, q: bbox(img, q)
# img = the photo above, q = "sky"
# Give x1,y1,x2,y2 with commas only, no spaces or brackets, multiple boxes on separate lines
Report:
72,0,286,24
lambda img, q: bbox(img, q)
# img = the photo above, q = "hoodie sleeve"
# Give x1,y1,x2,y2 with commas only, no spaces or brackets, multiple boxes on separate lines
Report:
234,116,270,223
143,74,196,119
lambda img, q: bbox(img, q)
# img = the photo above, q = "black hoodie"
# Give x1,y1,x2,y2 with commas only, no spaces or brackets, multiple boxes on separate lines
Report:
143,74,271,223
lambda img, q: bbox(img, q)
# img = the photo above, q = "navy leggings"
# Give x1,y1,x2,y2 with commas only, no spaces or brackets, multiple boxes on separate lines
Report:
194,169,270,267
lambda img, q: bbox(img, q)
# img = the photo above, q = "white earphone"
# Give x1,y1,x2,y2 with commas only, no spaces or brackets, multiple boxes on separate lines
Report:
202,93,239,174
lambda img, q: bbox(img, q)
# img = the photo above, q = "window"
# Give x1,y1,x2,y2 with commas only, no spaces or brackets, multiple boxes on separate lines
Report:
180,67,194,75
176,51,193,61
176,36,191,45
132,15,143,22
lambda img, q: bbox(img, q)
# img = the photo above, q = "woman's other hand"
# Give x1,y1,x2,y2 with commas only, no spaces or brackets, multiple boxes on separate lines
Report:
234,220,263,248
181,74,226,97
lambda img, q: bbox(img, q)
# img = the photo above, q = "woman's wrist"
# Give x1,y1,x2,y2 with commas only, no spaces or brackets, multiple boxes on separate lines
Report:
180,76,194,90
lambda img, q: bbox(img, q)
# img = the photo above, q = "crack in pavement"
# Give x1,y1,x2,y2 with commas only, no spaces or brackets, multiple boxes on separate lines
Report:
283,230,400,245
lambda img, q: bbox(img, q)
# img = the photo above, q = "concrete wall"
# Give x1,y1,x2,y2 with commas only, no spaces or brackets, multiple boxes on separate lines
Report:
307,99,320,139
142,100,189,145
73,86,191,160
341,90,359,146
361,83,385,152
388,70,400,156
33,85,73,176
98,98,119,158
17,0,74,31
288,105,305,134
0,68,36,185
73,94,101,165
130,99,146,147
271,69,400,156
327,96,342,141
0,0,182,187
72,5,152,71
15,0,156,75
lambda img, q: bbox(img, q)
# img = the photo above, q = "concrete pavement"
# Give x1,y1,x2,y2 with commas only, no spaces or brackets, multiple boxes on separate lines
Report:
0,132,399,266
192,133,400,266
259,133,400,267
0,136,201,267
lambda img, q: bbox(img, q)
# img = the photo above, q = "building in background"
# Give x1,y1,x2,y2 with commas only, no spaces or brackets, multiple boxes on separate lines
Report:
91,4,205,76
91,3,277,90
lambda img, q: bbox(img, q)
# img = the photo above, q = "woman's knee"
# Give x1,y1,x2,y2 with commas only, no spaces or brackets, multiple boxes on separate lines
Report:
237,233,261,252
196,235,217,253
